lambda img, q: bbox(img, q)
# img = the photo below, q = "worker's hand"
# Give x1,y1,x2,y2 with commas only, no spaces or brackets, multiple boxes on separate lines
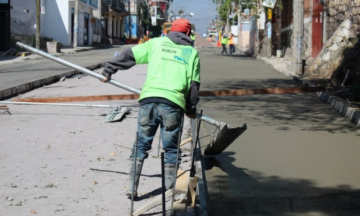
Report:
186,113,196,119
101,77,110,83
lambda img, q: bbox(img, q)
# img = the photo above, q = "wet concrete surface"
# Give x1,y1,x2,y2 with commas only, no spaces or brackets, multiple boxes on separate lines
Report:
197,53,360,216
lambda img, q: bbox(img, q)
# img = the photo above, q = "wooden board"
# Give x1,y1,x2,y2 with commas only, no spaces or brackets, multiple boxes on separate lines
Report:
175,170,190,194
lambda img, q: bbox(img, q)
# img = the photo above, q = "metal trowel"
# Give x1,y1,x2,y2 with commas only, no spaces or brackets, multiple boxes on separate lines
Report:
104,106,131,122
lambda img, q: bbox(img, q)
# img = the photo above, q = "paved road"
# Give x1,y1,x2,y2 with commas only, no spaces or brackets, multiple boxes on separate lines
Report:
197,53,360,215
1,47,360,215
0,46,130,91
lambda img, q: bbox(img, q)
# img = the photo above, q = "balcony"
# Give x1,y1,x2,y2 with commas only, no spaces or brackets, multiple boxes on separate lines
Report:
71,0,98,9
105,0,126,14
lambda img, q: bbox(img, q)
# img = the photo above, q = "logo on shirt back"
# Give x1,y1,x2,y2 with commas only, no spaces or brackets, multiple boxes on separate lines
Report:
174,48,192,65
162,48,177,54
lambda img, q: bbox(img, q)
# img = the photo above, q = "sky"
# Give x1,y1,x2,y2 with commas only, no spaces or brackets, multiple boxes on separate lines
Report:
169,0,217,35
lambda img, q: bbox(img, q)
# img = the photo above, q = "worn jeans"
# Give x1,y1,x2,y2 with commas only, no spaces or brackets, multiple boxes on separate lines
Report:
130,103,184,164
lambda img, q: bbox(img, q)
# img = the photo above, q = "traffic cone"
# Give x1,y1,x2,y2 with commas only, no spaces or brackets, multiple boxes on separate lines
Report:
216,40,221,47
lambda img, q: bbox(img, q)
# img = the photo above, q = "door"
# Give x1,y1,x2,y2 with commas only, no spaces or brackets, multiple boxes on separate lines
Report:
312,0,323,58
0,1,10,51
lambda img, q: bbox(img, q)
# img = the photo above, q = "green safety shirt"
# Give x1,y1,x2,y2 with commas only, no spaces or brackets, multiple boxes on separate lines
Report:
131,37,201,111
190,34,196,41
221,37,228,44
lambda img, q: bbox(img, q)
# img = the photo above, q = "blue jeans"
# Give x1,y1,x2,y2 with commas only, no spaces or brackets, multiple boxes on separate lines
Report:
130,103,184,164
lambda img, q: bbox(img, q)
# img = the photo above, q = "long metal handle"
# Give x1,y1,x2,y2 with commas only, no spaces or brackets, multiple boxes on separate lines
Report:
0,101,114,108
16,42,221,126
16,42,141,95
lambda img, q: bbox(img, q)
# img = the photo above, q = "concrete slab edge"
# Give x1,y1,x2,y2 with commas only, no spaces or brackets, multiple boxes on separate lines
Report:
0,63,105,100
257,56,360,126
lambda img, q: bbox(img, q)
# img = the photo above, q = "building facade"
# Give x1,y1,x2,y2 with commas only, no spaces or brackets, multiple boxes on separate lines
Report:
40,0,98,46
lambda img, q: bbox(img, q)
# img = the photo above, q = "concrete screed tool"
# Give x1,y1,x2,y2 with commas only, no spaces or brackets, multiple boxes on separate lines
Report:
16,42,247,155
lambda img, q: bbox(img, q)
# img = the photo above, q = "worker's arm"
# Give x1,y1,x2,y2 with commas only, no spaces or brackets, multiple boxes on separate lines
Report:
101,48,136,80
185,55,201,118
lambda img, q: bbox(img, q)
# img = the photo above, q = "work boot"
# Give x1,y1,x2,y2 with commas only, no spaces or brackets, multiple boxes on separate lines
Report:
164,164,177,190
126,158,144,198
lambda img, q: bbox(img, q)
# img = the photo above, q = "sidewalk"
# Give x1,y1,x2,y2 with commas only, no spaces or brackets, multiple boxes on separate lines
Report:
257,56,360,125
0,45,99,66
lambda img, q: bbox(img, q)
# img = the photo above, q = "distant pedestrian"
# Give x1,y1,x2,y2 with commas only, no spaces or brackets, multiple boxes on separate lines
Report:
190,30,196,47
161,30,166,37
228,34,235,54
221,34,228,54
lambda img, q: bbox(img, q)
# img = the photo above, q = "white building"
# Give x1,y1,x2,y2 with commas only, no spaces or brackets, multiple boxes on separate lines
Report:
40,0,98,46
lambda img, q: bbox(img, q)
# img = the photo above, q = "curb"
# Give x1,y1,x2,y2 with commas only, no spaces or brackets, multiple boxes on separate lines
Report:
257,56,360,126
0,63,104,101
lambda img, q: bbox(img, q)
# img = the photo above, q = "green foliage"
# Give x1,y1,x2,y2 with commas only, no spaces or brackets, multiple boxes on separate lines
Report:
350,37,359,45
212,0,283,22
137,3,151,27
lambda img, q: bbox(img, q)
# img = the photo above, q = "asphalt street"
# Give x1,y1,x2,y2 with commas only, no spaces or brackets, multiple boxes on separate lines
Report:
1,46,360,216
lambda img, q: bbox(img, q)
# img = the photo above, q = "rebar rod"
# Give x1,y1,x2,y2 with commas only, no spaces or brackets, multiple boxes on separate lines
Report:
0,101,114,108
170,130,182,215
190,110,203,177
161,152,166,216
130,131,138,215
156,133,161,158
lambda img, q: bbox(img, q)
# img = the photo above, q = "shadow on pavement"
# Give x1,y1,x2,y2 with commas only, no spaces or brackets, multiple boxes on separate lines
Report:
200,94,360,134
204,153,360,216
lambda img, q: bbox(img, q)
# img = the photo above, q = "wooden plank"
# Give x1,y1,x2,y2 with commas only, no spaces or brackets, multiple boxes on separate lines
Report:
172,197,187,212
189,175,198,208
180,137,192,147
175,170,190,194
132,189,173,216
14,94,139,103
13,86,326,103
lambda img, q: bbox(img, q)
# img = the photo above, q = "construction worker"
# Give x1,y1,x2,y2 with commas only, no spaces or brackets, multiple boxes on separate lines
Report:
190,30,196,47
101,18,201,198
221,33,229,54
228,34,235,54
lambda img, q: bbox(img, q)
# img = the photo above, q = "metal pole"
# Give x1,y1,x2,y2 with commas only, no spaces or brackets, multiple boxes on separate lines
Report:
15,42,223,127
190,110,203,177
157,133,161,158
0,101,115,108
266,8,272,58
161,152,166,216
238,1,242,52
170,130,182,215
36,0,40,49
74,0,79,48
130,131,138,215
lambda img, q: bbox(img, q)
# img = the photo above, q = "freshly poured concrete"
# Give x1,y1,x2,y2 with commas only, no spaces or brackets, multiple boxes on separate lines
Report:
197,53,360,216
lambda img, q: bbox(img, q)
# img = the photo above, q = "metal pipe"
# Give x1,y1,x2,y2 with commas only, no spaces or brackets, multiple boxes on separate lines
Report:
157,133,161,158
16,42,223,127
161,152,166,216
170,130,182,215
190,110,203,177
0,101,114,108
130,131,138,215
16,42,141,95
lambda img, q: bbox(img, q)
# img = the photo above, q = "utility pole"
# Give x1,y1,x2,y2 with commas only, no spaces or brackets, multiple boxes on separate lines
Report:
36,0,40,49
291,0,304,75
266,8,272,58
74,0,79,48
237,1,242,52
